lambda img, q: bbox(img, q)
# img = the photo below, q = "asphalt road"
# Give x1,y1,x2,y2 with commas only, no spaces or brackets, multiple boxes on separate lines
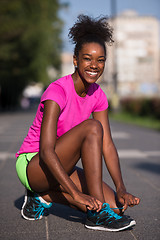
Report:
0,111,160,240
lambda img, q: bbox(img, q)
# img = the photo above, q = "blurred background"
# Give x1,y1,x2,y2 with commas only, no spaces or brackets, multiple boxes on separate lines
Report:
0,0,160,129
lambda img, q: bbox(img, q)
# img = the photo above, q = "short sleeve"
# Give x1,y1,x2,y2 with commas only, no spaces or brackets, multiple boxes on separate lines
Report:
92,87,108,112
41,83,66,111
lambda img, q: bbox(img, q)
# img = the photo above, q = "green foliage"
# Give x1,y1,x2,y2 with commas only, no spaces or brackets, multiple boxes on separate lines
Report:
120,97,160,119
109,111,160,131
0,0,63,110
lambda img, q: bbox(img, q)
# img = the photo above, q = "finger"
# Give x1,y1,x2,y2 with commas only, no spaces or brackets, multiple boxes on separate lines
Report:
96,200,103,212
135,197,140,205
129,197,140,206
131,197,140,206
86,200,95,210
129,204,134,207
85,205,91,211
92,199,99,210
86,198,102,211
86,198,97,210
122,201,128,212
86,205,93,210
122,205,128,212
90,198,99,210
125,194,135,206
89,196,103,211
128,198,135,206
118,197,125,206
86,202,95,210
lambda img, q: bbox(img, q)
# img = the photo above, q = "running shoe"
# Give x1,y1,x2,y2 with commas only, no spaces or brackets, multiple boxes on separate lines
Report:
85,203,136,232
21,189,52,220
111,206,124,216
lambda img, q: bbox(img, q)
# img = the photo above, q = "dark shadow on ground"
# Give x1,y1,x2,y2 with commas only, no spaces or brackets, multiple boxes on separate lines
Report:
14,195,24,210
50,203,85,224
133,162,160,175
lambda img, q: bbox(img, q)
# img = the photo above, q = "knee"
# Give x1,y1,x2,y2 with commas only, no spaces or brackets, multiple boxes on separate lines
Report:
83,119,103,139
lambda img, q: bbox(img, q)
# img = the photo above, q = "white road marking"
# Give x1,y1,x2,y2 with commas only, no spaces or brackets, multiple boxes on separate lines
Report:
118,150,160,159
130,230,138,240
0,150,160,161
145,151,160,157
118,150,147,158
0,152,15,161
112,132,130,139
45,217,49,240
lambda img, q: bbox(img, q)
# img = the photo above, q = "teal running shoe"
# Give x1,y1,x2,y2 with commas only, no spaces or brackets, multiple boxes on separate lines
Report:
21,189,52,220
85,203,136,232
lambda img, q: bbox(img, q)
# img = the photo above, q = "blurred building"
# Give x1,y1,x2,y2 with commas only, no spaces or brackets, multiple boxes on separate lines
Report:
103,10,160,98
61,52,74,77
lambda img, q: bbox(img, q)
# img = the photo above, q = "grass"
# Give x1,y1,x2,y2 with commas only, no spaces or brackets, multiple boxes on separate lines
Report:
109,111,160,131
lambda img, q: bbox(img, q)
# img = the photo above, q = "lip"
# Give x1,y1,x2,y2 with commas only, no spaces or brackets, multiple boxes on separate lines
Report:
85,71,99,77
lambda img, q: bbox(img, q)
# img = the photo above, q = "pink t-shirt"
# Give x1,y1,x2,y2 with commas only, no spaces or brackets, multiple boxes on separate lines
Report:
16,74,108,157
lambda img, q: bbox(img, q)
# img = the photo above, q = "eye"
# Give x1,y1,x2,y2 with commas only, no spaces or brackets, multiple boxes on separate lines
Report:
98,59,105,63
84,57,91,61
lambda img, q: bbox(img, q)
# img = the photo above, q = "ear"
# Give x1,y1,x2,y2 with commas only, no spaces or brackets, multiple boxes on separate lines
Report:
73,55,78,68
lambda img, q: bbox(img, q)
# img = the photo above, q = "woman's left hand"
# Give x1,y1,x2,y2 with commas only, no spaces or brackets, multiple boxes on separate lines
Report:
117,188,140,212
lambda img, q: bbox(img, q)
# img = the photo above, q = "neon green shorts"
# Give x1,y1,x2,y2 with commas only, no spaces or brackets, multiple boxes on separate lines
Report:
16,152,38,192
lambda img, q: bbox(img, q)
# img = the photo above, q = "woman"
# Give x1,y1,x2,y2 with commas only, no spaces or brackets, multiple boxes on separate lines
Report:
16,15,140,232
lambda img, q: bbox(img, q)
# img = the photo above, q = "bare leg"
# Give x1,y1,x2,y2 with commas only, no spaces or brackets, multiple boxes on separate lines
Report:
27,119,117,211
40,167,121,214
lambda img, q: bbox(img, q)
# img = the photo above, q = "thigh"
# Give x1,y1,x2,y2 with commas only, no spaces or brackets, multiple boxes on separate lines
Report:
27,120,94,192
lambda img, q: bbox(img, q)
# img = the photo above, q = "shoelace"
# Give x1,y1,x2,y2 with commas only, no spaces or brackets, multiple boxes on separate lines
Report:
111,206,124,216
32,198,45,220
100,203,122,221
111,207,124,210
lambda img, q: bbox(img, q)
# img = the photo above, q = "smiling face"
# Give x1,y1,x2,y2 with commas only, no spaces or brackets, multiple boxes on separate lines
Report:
73,42,106,85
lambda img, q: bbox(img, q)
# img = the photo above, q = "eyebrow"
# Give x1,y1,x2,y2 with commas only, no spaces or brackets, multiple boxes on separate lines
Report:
83,54,105,58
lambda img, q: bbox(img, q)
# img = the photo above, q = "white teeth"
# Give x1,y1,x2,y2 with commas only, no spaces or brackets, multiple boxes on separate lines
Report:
87,71,97,76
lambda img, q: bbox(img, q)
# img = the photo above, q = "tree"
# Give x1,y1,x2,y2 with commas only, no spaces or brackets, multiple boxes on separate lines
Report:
0,0,63,110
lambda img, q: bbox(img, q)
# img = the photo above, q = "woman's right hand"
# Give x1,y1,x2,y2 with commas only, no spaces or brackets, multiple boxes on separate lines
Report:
73,191,103,212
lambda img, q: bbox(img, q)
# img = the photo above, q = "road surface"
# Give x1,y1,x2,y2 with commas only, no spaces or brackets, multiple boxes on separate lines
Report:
0,111,160,240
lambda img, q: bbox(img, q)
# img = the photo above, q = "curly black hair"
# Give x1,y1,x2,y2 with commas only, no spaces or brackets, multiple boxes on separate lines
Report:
68,14,114,57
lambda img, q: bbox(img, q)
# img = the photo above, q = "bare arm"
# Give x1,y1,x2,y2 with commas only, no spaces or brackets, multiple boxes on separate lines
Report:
40,100,78,197
93,109,140,210
40,100,102,211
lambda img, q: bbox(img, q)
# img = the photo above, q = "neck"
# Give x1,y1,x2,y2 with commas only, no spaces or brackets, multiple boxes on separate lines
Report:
72,71,90,97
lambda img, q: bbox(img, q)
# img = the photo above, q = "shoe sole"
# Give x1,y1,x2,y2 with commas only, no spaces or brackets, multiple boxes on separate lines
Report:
21,193,43,221
85,220,136,232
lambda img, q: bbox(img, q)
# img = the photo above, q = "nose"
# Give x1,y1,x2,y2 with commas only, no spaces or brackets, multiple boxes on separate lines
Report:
90,60,98,69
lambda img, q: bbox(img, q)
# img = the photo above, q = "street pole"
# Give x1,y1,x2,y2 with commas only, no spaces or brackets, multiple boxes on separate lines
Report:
111,0,117,93
110,0,119,111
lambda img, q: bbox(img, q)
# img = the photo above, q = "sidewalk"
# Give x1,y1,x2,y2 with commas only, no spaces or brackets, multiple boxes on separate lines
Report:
0,111,160,240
